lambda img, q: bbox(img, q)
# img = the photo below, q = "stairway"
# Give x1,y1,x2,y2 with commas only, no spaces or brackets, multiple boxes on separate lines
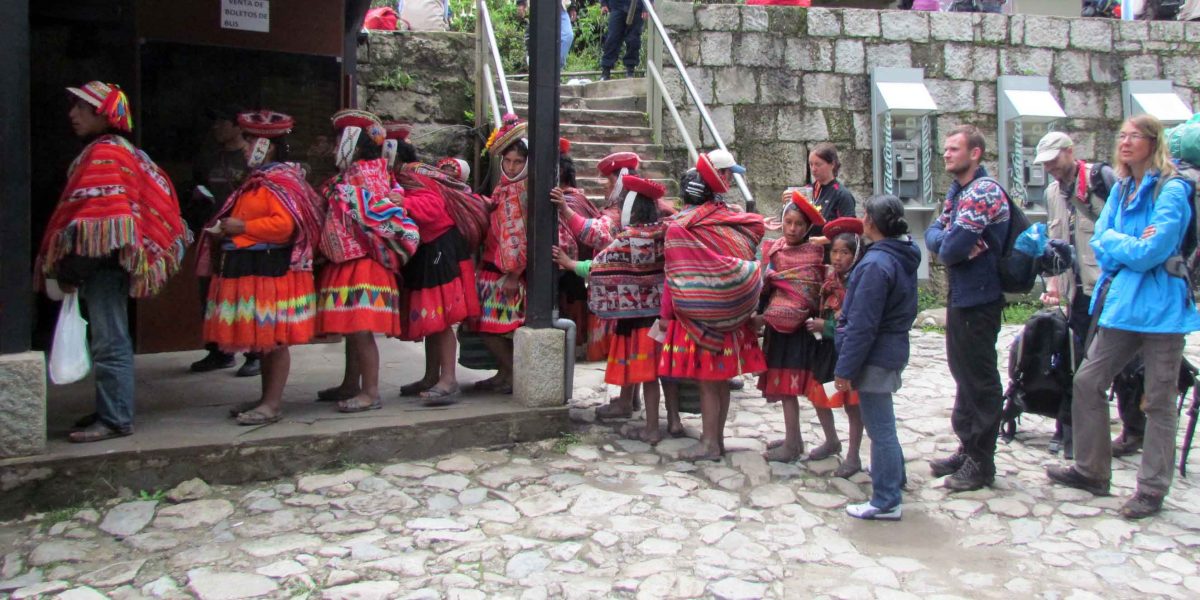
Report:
505,77,678,204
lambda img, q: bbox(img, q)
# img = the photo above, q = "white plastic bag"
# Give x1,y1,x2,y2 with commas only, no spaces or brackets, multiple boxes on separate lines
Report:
49,292,91,385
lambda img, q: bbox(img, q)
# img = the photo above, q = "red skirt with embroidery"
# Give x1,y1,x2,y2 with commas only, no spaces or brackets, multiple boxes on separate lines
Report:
203,247,316,353
315,257,402,336
398,229,481,341
476,263,525,335
657,320,766,381
586,314,611,362
605,323,660,386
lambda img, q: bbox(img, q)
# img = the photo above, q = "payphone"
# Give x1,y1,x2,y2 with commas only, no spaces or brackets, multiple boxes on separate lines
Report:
1123,80,1194,127
998,76,1065,208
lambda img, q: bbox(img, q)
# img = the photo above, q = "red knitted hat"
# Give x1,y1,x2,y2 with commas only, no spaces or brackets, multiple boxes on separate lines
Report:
823,217,863,238
787,190,826,227
621,175,666,200
696,153,730,195
332,109,386,145
559,137,571,155
384,121,411,141
236,110,294,139
597,152,640,176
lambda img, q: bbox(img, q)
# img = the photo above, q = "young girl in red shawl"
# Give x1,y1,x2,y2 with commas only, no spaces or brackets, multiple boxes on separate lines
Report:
315,110,419,412
198,110,325,425
805,218,865,477
755,192,827,462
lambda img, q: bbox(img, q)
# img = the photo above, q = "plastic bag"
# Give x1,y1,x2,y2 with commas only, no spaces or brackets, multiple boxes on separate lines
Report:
1014,221,1049,257
48,293,91,385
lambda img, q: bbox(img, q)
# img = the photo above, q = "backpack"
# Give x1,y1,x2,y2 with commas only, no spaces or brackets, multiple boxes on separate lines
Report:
972,177,1036,294
1000,309,1080,441
1087,162,1115,214
1140,0,1185,19
1152,163,1200,301
1083,0,1121,17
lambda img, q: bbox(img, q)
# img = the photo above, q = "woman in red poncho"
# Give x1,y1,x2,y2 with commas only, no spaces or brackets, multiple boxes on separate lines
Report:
197,110,325,425
314,110,420,412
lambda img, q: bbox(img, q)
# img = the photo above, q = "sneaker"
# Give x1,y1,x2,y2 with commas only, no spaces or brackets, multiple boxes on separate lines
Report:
624,68,635,78
846,502,902,521
930,450,966,478
1111,434,1143,458
944,456,990,492
1120,492,1164,520
1045,465,1110,496
600,68,612,81
190,351,235,373
237,355,262,377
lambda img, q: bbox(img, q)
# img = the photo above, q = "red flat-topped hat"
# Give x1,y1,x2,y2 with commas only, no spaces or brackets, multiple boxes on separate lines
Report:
486,113,528,157
383,121,411,141
597,152,640,176
787,190,826,228
823,216,863,238
621,175,666,200
696,153,730,195
237,110,294,138
66,81,133,132
560,137,571,155
332,109,386,145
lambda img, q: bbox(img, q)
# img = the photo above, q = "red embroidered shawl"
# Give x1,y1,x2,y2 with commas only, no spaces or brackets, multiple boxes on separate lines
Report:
396,162,490,250
484,173,528,274
319,158,419,271
761,238,825,333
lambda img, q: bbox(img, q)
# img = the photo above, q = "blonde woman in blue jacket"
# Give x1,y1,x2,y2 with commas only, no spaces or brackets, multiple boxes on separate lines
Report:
1047,114,1200,520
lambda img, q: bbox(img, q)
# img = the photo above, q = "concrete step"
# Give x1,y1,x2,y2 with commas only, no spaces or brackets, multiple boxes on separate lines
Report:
507,77,647,99
510,91,646,112
513,106,647,128
561,136,660,156
564,122,657,144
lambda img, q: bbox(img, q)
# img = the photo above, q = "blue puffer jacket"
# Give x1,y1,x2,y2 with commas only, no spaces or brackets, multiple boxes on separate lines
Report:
1091,170,1200,334
835,237,922,380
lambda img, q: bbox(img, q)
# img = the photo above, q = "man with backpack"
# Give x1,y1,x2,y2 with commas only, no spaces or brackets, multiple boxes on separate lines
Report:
1035,132,1116,455
925,125,1012,492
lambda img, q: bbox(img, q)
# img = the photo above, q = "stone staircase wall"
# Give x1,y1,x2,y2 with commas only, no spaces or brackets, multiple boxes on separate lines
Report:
656,2,1200,217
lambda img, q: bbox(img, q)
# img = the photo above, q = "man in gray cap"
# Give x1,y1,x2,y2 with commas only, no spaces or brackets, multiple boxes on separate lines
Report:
1034,131,1121,456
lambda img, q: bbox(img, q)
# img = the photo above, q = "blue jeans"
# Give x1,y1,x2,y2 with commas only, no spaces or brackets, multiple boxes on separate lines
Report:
859,390,905,510
81,268,135,431
560,10,575,71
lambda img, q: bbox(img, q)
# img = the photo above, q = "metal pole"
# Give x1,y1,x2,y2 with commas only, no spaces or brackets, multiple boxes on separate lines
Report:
647,62,698,164
0,0,32,354
525,0,561,329
479,0,514,114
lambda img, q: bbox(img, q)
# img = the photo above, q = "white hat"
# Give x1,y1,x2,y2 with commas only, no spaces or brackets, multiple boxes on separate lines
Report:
1033,131,1074,164
706,149,746,175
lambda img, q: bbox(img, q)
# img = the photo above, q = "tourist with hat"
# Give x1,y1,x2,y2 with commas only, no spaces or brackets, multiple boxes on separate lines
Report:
753,191,829,463
38,81,190,442
196,110,326,425
553,175,681,442
314,109,420,412
838,195,922,521
804,216,866,476
472,113,532,394
658,150,766,461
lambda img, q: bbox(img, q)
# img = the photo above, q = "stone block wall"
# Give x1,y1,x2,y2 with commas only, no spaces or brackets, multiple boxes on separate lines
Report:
356,31,477,161
657,3,1200,216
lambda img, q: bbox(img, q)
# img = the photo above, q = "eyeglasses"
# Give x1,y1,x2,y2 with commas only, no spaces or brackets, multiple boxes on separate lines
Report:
1118,132,1154,143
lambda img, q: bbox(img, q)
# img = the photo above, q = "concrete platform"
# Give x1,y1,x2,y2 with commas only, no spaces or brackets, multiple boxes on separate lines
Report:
0,339,569,518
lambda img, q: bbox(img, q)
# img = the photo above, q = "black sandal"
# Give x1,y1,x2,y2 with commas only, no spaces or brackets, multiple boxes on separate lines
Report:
69,422,132,443
337,397,383,413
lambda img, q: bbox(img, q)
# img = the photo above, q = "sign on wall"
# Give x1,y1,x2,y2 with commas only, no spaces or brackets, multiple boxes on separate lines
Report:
221,0,270,33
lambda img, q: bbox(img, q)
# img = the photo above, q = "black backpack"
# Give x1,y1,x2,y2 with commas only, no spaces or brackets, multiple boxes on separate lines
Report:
971,177,1036,294
1001,309,1080,441
1087,162,1116,214
1140,0,1185,19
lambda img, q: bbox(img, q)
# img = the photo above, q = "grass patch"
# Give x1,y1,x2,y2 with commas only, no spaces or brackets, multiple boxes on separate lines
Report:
917,287,942,314
552,432,582,454
137,489,167,502
919,324,946,335
41,504,88,528
1003,300,1042,326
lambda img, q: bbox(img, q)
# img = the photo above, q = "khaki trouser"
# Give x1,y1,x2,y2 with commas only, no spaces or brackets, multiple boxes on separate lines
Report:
1072,327,1185,497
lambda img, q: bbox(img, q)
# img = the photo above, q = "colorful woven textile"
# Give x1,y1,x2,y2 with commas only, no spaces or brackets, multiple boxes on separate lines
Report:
197,162,324,277
37,134,189,298
658,320,766,381
605,327,659,386
204,269,316,353
319,158,419,271
761,238,825,334
663,202,765,353
396,162,489,250
484,175,528,275
587,223,666,320
476,267,525,334
820,267,848,316
558,187,599,260
315,257,402,335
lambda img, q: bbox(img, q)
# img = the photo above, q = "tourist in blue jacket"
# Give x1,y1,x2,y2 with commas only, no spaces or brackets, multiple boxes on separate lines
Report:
1048,115,1200,519
836,194,921,521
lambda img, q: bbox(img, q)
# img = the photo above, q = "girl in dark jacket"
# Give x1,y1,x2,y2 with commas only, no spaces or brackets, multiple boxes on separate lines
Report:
835,195,921,521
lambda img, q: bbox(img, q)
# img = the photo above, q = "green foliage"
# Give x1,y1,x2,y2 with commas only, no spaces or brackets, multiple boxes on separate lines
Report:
376,67,414,91
552,432,582,454
919,324,946,335
1003,300,1041,326
137,488,167,502
917,287,942,314
564,3,608,73
41,503,90,528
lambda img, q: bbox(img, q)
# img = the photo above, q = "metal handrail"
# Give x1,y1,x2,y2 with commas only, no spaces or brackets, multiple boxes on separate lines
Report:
478,0,513,116
643,1,755,212
646,62,697,165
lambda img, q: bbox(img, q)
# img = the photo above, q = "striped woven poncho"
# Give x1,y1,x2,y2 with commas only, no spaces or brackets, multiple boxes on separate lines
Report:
664,201,765,352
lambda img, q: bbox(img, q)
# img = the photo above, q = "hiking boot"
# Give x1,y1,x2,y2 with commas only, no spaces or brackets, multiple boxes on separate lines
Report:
1046,465,1110,496
1120,492,1164,520
600,68,612,81
190,350,234,373
237,355,261,377
1111,434,1143,458
944,456,991,492
930,451,966,478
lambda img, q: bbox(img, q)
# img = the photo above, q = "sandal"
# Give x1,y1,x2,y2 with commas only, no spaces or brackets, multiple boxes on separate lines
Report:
236,408,282,426
337,396,383,413
317,387,357,403
634,428,664,446
400,380,436,397
470,378,502,392
807,442,843,462
679,441,723,462
420,386,461,407
68,421,132,443
833,461,862,479
595,403,634,420
228,400,262,418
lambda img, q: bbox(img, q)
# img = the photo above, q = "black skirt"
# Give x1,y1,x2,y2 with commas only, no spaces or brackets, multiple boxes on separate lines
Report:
763,327,837,383
217,246,293,278
402,228,469,290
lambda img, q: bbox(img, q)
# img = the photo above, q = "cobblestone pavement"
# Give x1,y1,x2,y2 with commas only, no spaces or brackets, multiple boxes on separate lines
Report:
5,329,1200,599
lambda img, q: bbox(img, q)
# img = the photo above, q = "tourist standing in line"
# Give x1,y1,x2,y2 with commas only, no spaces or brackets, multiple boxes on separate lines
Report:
197,110,325,426
1047,115,1200,520
599,0,647,80
754,192,828,463
839,195,921,521
314,109,420,412
924,124,1011,491
38,81,190,442
658,151,766,461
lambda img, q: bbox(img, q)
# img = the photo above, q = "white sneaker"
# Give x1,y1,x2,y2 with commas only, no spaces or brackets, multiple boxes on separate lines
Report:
846,502,902,521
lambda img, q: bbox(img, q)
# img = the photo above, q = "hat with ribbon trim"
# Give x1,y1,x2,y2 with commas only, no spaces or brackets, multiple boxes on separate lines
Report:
485,113,528,157
67,81,133,133
384,121,411,141
619,175,666,228
332,109,386,146
236,110,294,139
785,189,826,228
822,216,863,238
696,153,730,195
597,152,640,176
